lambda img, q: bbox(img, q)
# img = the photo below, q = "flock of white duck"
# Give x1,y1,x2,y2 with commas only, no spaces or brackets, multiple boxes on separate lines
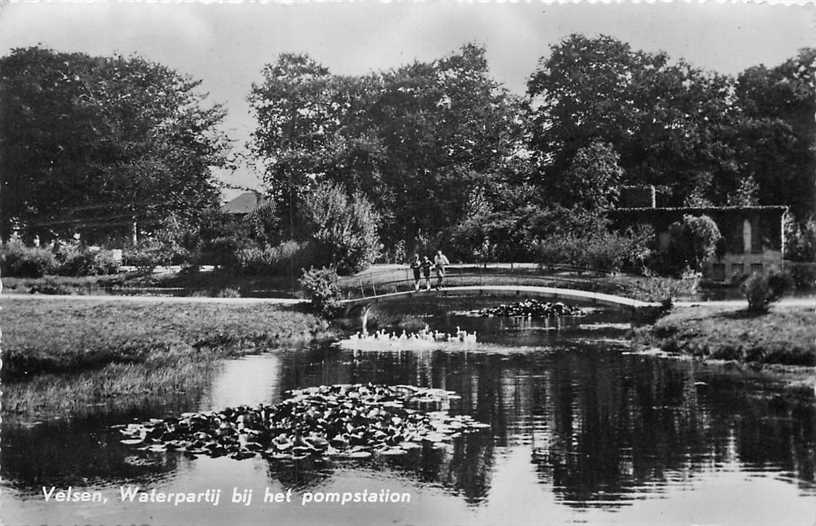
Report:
339,325,478,350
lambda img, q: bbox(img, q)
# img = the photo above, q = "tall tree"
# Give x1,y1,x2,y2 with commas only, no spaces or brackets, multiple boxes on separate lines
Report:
250,44,525,250
527,34,741,205
369,44,526,246
0,46,230,242
735,48,816,219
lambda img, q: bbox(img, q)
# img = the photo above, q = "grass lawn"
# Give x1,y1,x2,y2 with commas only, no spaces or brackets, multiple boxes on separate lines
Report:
1,298,334,417
637,304,816,367
2,269,300,298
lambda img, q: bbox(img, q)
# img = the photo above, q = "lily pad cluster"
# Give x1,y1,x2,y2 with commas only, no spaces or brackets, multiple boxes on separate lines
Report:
115,384,490,462
477,300,585,318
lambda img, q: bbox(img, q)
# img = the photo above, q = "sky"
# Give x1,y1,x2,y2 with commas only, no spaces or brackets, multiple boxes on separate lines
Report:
1,1,814,196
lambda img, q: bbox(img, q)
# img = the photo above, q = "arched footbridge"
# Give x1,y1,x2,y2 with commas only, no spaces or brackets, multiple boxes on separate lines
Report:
339,285,658,311
337,264,661,312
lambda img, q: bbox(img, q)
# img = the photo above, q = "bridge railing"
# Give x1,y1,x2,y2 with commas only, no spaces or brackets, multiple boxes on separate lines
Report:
339,263,611,300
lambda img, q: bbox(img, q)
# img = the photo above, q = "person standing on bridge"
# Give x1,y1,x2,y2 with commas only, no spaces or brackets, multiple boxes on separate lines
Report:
434,250,450,290
421,256,433,291
410,254,422,291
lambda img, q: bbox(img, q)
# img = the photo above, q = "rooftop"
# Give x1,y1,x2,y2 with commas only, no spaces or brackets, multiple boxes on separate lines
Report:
221,191,269,215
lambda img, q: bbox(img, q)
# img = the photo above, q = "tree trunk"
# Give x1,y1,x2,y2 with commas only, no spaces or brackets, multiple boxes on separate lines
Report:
131,217,138,246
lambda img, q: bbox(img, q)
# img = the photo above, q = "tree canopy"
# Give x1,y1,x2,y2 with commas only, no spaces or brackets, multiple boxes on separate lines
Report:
0,46,230,242
3,37,815,269
527,34,816,218
249,44,527,251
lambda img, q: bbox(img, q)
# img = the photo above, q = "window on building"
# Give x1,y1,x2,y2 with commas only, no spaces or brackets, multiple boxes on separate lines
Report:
711,263,726,281
742,219,752,254
751,216,762,254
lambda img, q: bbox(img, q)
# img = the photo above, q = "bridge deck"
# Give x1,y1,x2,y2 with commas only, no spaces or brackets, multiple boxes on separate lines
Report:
338,285,659,310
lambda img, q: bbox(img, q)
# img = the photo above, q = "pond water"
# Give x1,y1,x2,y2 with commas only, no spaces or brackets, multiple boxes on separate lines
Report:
2,303,815,526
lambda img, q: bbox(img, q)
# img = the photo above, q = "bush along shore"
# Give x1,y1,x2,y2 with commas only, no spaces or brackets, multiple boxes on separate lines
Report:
635,304,816,368
1,298,336,418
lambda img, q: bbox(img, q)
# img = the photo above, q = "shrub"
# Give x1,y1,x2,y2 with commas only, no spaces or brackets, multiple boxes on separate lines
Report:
57,247,120,276
742,269,793,313
303,181,381,274
123,237,190,272
234,240,316,275
784,216,816,262
0,239,57,277
216,287,241,298
785,262,816,290
662,214,721,275
537,224,652,273
626,275,700,306
196,237,248,268
299,266,340,316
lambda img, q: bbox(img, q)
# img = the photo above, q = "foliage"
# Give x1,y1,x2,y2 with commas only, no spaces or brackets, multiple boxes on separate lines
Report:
122,239,182,272
532,207,653,272
742,269,793,312
244,201,281,246
555,140,623,210
0,46,230,242
784,216,816,262
736,48,816,219
528,36,815,216
619,275,699,306
0,239,58,277
249,45,527,249
726,175,760,206
302,181,381,274
56,246,120,276
196,236,251,269
784,262,816,291
299,266,341,316
450,202,540,262
537,225,652,273
662,214,721,275
527,34,742,206
234,240,315,276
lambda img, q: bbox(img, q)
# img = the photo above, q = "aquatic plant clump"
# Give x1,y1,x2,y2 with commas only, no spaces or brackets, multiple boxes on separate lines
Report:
477,299,585,318
116,384,490,462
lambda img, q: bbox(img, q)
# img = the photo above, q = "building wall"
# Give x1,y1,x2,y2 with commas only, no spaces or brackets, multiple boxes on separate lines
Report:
609,206,788,281
704,249,784,282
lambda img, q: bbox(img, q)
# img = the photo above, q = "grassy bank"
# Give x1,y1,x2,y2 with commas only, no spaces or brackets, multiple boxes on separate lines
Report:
636,304,816,367
2,269,299,297
1,298,334,417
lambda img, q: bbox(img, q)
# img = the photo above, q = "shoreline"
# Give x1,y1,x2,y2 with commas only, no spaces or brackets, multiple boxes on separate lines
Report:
634,303,816,370
4,296,815,420
1,298,336,419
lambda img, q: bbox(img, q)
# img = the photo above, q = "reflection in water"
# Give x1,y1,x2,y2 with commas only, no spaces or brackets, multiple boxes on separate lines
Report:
1,308,814,525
